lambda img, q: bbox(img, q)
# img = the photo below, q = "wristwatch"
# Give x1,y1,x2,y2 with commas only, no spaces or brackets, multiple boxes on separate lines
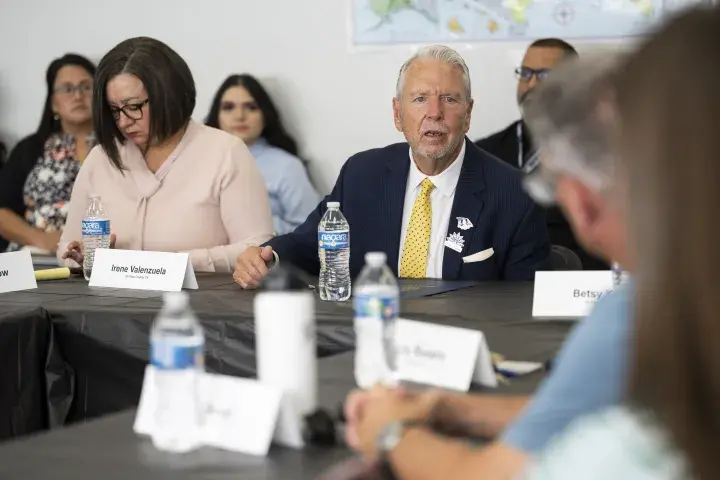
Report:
377,421,405,452
377,421,420,480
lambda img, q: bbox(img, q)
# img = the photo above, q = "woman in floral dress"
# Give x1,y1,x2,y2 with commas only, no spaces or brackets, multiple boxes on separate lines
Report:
0,53,96,254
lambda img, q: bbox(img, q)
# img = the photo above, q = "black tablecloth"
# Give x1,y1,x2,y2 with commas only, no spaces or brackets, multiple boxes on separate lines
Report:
0,274,573,439
0,350,549,479
0,307,73,439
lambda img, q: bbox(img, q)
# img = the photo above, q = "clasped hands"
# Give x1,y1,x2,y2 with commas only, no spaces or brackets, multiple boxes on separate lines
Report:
344,384,443,461
233,245,275,289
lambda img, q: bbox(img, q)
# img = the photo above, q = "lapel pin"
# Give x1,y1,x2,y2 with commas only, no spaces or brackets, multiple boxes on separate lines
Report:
457,217,473,230
444,232,465,253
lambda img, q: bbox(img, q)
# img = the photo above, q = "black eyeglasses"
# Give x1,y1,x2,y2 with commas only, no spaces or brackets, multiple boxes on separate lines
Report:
54,83,93,96
515,67,551,83
110,99,149,121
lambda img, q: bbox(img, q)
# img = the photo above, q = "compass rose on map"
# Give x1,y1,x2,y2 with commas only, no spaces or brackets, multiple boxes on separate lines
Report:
554,2,575,26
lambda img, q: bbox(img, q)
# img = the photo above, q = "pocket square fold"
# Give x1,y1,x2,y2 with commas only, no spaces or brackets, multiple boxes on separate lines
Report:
462,248,494,263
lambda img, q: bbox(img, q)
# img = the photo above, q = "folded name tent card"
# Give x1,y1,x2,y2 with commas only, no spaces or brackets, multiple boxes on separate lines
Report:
532,270,615,319
90,249,198,291
0,250,37,294
394,318,497,391
134,366,283,456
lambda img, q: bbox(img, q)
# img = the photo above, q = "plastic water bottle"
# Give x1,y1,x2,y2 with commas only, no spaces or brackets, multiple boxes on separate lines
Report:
150,291,205,453
318,201,351,301
81,194,111,280
353,252,400,388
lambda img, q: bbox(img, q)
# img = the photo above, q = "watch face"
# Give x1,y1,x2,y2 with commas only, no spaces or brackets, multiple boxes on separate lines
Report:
380,421,404,452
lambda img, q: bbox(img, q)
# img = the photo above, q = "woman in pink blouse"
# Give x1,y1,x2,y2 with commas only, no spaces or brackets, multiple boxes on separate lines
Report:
59,37,274,273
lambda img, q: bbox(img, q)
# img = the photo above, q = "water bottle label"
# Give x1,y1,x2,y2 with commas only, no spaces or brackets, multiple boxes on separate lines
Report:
82,219,110,236
354,294,398,321
318,231,349,250
151,340,204,370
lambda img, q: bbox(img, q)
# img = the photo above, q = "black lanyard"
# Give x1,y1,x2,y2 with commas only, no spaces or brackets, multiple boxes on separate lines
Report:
517,122,539,174
516,122,525,168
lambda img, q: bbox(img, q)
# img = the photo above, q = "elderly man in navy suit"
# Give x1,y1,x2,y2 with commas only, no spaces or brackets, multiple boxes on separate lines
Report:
233,45,550,288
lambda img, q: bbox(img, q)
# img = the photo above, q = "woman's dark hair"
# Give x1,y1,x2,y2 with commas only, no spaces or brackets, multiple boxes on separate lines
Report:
619,6,720,480
93,36,196,169
36,53,96,143
205,74,298,156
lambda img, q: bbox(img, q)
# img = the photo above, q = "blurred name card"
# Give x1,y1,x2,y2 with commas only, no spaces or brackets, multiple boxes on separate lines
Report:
532,271,614,319
89,249,198,291
134,366,282,456
395,318,497,391
0,250,37,294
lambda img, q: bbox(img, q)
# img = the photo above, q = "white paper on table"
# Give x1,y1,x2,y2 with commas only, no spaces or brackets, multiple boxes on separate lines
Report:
134,366,283,456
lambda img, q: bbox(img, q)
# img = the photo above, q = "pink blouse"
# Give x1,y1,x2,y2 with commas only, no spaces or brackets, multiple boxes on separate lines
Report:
58,121,274,273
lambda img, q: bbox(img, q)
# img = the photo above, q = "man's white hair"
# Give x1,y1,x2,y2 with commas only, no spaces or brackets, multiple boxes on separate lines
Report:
522,52,623,192
395,45,471,100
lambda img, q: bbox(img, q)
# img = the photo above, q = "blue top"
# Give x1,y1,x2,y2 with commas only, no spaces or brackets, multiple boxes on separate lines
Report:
502,280,634,453
248,139,320,235
522,406,687,479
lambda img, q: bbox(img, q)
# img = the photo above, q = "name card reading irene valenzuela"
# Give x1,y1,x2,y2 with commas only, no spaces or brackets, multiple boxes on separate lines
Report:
111,264,168,279
90,249,198,292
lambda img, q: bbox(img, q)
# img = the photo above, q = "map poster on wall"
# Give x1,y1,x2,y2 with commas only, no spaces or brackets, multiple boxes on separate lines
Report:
350,0,714,47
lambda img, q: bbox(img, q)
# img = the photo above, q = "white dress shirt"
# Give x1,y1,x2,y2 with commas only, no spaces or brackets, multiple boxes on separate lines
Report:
398,141,466,278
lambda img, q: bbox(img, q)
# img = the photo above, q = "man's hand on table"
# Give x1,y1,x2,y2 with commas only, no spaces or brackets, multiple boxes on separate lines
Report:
233,246,274,289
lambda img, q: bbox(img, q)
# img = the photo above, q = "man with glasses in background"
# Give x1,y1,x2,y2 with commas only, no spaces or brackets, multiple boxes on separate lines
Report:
476,39,606,270
477,38,577,170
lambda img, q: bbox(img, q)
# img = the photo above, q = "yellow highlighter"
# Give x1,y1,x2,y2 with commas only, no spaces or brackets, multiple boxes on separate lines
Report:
34,267,71,281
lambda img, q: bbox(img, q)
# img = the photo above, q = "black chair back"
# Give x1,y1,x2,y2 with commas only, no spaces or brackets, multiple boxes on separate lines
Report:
550,244,583,271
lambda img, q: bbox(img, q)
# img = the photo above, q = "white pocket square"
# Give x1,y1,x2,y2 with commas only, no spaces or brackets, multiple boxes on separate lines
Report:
462,248,494,263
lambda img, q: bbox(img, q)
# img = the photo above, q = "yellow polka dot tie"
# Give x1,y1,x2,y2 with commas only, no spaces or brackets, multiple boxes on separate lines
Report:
400,178,435,278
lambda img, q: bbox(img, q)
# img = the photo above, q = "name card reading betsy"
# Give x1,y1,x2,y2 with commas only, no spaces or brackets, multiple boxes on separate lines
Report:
0,250,37,294
532,271,615,319
90,249,198,291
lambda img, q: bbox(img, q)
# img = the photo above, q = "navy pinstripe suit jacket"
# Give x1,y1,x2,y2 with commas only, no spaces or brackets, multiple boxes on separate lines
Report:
265,138,550,281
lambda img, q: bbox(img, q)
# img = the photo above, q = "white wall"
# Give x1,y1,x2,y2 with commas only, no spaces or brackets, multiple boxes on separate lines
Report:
0,0,658,193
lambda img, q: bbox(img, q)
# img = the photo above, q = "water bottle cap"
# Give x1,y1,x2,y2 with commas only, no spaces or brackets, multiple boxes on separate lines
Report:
326,201,340,209
89,193,101,199
163,291,189,310
365,251,387,266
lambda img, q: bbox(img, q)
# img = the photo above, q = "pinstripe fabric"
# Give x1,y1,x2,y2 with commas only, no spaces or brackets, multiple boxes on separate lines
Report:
266,138,551,281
